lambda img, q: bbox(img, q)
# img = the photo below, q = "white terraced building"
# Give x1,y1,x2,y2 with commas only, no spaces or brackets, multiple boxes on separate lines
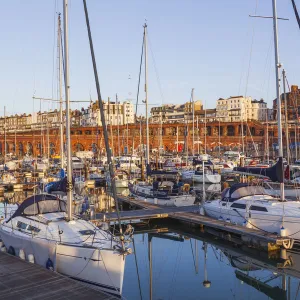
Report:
216,96,267,122
81,100,135,126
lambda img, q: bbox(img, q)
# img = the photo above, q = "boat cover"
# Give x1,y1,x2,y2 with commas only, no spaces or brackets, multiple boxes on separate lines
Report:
8,194,66,219
233,158,284,183
222,183,267,202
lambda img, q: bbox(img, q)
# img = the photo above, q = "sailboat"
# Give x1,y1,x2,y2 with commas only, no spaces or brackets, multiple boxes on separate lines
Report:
204,0,300,243
0,3,129,297
128,23,195,207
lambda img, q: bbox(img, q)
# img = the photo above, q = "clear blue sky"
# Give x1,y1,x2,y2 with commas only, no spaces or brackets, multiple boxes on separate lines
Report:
0,0,299,117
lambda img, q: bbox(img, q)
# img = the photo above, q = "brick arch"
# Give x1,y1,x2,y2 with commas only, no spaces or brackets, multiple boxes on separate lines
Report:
73,143,85,152
49,142,56,155
90,143,99,153
35,142,43,156
7,142,14,153
18,142,24,156
26,142,33,155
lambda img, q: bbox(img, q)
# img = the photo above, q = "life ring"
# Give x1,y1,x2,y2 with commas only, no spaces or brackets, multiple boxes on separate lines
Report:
183,184,190,192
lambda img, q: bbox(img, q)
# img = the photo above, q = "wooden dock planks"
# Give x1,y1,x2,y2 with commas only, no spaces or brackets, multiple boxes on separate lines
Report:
169,212,291,246
95,205,198,221
0,252,117,300
110,196,294,250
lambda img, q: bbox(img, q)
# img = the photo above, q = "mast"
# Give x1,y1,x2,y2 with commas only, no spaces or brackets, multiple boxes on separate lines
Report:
14,129,17,157
47,117,50,160
139,119,142,153
295,124,298,161
116,94,120,157
40,100,43,156
241,101,245,154
63,0,73,221
197,116,200,154
266,111,269,164
83,0,125,243
176,125,179,154
58,14,64,170
144,23,150,166
160,109,163,155
204,105,207,154
218,117,221,159
185,117,188,165
108,97,114,156
283,69,290,164
272,0,284,201
126,113,129,154
4,106,6,165
192,88,195,157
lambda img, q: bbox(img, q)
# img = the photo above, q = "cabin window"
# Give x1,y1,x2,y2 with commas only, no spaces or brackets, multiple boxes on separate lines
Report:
230,203,246,209
250,205,268,212
28,225,41,233
17,221,28,230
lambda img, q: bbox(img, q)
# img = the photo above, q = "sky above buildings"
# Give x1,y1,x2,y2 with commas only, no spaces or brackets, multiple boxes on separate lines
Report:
0,0,299,117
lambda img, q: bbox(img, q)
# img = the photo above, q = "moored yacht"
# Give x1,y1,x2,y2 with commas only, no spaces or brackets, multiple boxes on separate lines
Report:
204,183,300,241
129,180,195,206
192,167,221,184
0,194,127,296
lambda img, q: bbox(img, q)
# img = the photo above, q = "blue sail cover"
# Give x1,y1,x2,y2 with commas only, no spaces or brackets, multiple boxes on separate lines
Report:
193,158,214,166
8,194,66,220
233,158,284,183
45,177,74,194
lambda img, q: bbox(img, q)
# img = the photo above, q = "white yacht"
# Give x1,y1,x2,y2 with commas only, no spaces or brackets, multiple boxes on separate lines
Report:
72,156,85,170
117,156,140,172
129,181,195,207
192,168,221,184
1,172,17,185
107,170,129,188
35,158,49,172
204,183,300,241
0,194,127,296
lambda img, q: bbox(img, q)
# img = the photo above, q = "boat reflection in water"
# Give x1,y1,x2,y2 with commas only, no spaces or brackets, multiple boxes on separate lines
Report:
122,223,300,300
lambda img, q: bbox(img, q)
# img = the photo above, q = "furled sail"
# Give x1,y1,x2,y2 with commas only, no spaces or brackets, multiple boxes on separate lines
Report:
233,158,284,183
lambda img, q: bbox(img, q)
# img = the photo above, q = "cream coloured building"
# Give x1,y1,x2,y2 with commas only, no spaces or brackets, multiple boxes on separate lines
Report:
216,96,267,122
81,99,135,126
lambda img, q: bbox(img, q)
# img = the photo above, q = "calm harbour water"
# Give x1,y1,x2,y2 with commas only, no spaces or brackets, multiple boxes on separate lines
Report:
123,230,300,300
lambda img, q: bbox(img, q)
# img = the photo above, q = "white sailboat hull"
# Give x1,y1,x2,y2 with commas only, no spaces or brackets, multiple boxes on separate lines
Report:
0,230,125,296
56,244,125,295
204,200,300,240
192,174,221,184
181,170,194,180
134,194,195,207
